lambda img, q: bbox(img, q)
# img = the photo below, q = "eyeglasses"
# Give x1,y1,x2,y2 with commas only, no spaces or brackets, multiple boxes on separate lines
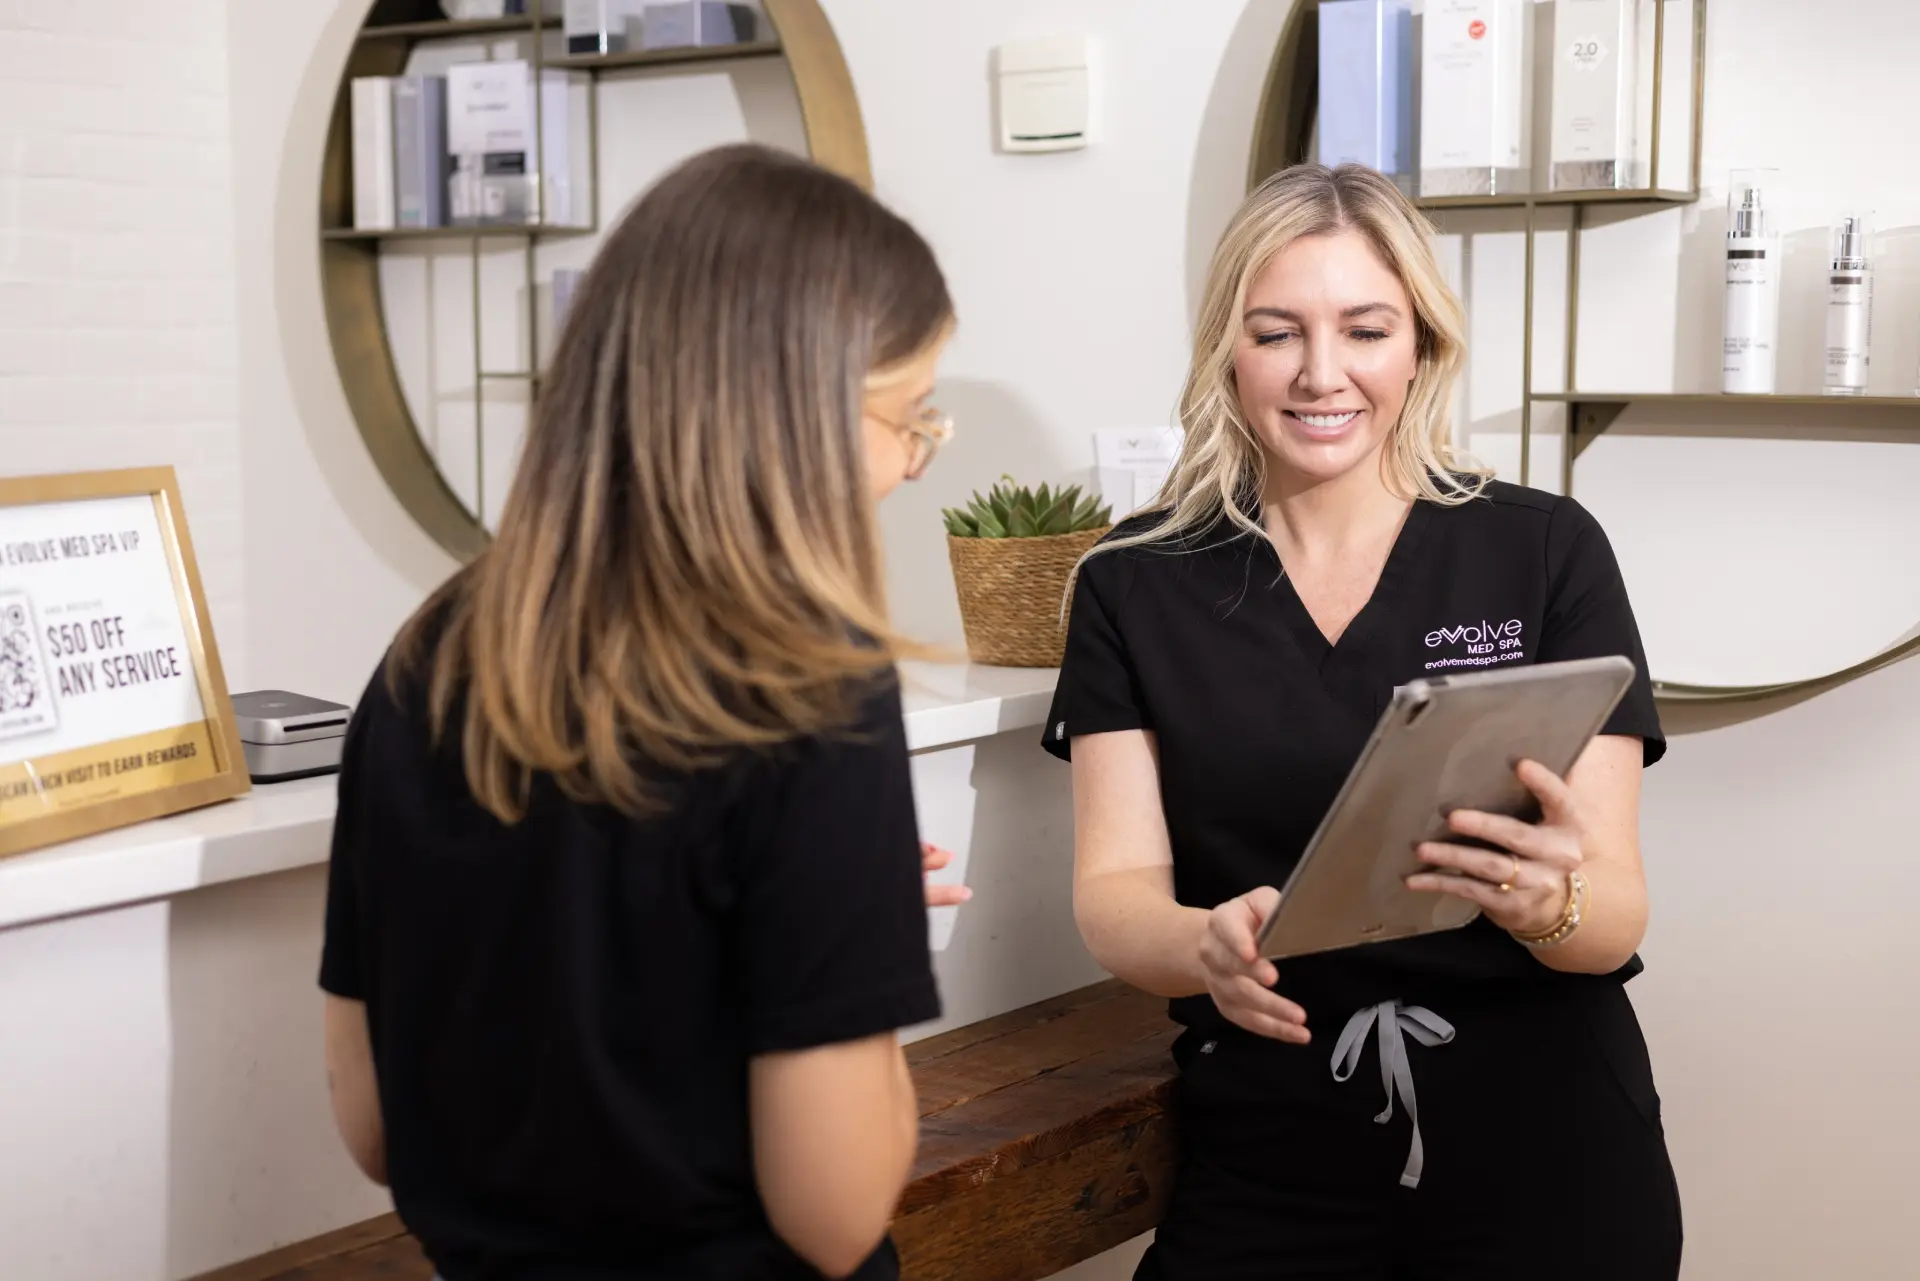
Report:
875,404,954,480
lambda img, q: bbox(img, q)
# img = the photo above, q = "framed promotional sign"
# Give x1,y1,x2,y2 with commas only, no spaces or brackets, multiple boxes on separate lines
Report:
0,467,248,859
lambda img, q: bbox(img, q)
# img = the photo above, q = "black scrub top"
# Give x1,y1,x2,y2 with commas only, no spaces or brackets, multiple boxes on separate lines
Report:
1042,481,1665,1031
320,634,940,1281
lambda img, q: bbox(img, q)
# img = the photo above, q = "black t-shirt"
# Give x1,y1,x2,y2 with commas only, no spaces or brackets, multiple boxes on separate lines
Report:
1042,481,1665,1029
319,651,941,1281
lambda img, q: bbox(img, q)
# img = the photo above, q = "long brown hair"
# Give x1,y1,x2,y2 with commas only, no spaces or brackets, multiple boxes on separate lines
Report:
390,144,954,822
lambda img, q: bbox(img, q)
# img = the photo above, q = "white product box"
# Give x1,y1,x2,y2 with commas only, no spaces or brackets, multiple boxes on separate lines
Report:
1092,427,1182,517
1317,0,1417,189
564,0,647,55
1549,0,1647,191
447,61,593,229
350,76,396,231
1418,0,1532,198
640,2,756,49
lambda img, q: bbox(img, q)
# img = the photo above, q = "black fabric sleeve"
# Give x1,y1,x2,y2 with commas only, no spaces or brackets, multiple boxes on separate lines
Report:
318,691,373,1000
1041,550,1149,762
1541,497,1667,767
736,675,941,1054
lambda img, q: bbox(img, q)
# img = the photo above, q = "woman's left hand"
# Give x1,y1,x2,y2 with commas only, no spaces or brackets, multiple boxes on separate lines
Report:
1405,759,1582,936
922,842,973,909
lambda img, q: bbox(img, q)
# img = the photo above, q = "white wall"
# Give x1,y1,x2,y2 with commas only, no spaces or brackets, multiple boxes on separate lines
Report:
229,0,456,704
860,0,1298,648
0,867,384,1281
1643,664,1920,1281
0,0,246,680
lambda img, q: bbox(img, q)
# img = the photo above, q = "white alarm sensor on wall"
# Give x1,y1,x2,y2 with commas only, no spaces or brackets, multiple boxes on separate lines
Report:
994,36,1093,153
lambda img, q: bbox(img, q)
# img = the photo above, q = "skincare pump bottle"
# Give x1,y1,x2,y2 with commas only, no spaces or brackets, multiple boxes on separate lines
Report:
1823,214,1873,396
1721,174,1781,395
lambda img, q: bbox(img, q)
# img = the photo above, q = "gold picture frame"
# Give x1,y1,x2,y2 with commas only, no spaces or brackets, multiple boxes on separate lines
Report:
0,466,249,859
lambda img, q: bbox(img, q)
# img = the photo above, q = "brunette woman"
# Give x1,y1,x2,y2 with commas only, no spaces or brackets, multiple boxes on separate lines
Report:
319,144,963,1281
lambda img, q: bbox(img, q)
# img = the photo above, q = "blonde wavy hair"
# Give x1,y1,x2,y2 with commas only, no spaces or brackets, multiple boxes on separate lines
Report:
1097,163,1487,561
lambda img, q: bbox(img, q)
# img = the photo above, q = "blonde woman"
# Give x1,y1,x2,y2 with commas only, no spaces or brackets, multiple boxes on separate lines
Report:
1044,164,1681,1279
319,145,965,1281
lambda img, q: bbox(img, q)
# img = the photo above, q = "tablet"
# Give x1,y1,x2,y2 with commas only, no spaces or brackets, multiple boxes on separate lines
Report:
1253,655,1637,961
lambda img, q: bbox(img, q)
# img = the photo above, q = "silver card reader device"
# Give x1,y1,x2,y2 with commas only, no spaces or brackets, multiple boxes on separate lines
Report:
231,690,353,783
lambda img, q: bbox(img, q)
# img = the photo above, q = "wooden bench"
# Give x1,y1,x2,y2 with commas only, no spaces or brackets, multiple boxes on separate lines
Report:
194,980,1180,1281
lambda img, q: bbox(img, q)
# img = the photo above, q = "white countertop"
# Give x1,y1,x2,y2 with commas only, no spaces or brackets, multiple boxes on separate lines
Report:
896,659,1060,752
0,662,1059,933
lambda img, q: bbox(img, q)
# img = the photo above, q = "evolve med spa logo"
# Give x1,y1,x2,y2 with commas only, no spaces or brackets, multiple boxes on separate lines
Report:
1422,618,1526,670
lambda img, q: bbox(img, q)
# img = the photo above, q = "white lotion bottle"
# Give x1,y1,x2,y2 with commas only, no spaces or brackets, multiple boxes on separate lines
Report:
1722,174,1781,395
1823,214,1872,396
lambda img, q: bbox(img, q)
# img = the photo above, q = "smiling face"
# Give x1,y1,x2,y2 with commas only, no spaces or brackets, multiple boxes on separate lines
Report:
1233,229,1422,491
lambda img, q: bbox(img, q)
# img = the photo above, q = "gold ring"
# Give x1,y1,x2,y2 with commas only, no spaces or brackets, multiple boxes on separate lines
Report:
1497,854,1522,893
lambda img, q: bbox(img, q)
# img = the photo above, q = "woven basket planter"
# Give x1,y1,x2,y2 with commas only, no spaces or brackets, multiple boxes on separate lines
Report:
946,526,1111,668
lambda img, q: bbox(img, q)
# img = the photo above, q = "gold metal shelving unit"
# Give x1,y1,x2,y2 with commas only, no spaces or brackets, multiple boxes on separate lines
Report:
550,38,783,71
1247,0,1920,704
319,0,870,562
356,12,560,40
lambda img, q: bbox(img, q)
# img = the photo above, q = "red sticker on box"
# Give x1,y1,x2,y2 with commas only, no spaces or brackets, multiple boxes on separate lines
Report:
1469,19,1487,38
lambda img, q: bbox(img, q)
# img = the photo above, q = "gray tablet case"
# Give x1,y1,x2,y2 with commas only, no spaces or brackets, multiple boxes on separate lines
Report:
1255,655,1636,961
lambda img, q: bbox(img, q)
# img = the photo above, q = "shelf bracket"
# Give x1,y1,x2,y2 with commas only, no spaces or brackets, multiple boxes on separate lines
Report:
1568,399,1630,458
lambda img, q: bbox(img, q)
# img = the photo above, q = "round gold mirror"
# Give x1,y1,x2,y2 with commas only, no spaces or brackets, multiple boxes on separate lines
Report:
318,0,869,563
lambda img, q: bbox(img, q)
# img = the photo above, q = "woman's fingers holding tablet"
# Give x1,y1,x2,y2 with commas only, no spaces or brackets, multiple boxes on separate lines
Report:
1202,888,1279,975
1412,762,1586,934
1406,854,1564,935
1201,957,1310,1043
1441,810,1573,870
1218,980,1312,1044
1515,757,1581,825
1218,886,1280,962
1439,761,1585,873
1201,920,1277,987
1408,842,1557,908
1200,889,1310,1044
1412,841,1508,883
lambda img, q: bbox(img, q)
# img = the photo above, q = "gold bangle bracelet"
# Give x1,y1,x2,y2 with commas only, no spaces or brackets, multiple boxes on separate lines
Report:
1511,869,1587,947
1528,875,1574,948
1523,870,1585,947
1510,874,1575,943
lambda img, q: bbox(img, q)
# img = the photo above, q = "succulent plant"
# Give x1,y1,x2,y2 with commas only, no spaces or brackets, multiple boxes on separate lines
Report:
943,476,1113,539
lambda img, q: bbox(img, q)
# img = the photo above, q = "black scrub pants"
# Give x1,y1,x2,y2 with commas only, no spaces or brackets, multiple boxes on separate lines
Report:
1136,975,1683,1280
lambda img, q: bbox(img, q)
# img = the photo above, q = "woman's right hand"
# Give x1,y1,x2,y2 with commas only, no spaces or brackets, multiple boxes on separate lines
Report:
1198,887,1310,1044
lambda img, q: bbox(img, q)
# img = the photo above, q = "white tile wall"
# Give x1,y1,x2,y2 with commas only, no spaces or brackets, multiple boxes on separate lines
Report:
0,0,245,679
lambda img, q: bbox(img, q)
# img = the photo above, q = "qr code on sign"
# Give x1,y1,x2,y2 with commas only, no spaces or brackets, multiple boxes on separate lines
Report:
0,591,59,740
